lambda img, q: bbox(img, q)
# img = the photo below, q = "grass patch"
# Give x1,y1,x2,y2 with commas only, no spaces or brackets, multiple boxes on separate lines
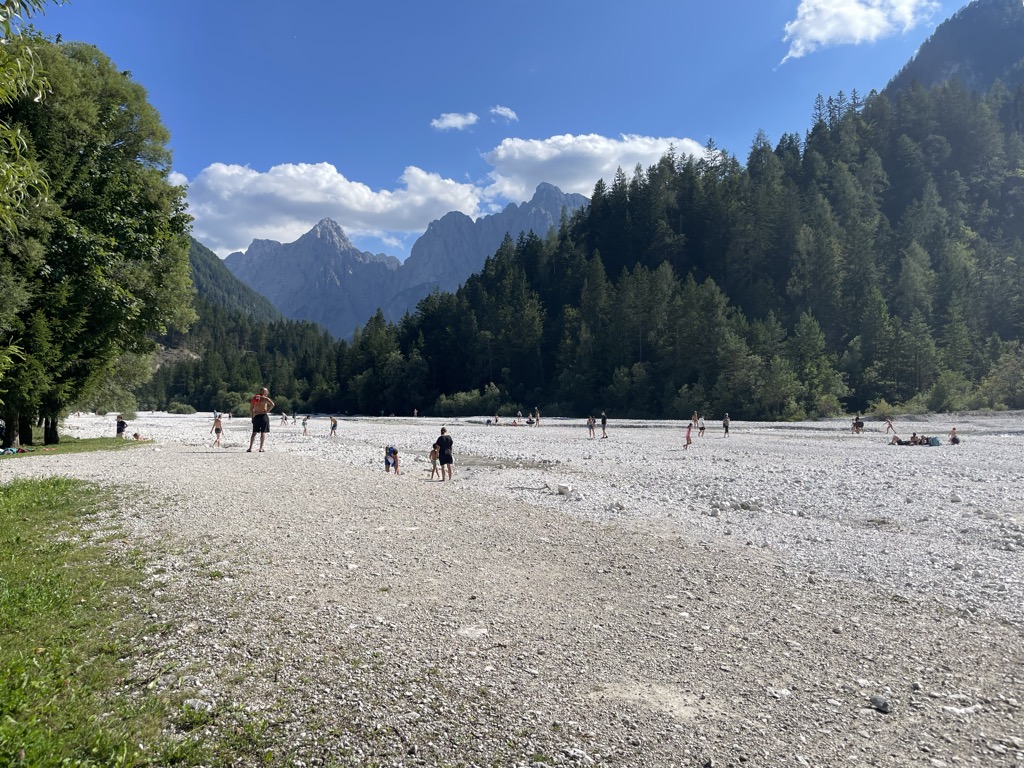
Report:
0,437,146,460
0,477,272,766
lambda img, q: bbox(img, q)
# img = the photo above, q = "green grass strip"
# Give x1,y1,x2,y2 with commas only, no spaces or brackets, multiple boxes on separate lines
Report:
0,437,145,461
0,477,278,767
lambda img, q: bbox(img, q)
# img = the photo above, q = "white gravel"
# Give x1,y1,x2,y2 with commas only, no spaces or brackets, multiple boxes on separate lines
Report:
2,410,1022,766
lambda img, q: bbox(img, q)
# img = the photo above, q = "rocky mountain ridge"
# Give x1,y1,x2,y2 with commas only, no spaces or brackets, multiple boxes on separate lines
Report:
223,183,588,337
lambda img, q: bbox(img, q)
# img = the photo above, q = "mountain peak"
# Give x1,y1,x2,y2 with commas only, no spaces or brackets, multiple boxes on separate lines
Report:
301,218,354,250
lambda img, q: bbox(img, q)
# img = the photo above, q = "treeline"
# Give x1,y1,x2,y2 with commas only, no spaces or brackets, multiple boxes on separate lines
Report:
142,77,1024,419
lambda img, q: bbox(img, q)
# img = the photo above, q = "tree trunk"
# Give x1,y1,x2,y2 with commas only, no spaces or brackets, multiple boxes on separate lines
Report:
44,417,59,445
18,415,33,446
0,410,15,449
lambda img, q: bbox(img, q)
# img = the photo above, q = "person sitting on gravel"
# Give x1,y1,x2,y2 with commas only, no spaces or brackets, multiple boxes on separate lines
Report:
948,427,960,445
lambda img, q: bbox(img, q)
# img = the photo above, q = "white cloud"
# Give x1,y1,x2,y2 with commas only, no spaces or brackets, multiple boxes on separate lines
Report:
490,105,518,122
184,133,703,257
483,133,704,201
186,162,483,255
430,112,479,130
782,0,939,62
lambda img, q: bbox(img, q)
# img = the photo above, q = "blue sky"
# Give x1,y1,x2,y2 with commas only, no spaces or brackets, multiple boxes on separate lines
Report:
29,0,963,258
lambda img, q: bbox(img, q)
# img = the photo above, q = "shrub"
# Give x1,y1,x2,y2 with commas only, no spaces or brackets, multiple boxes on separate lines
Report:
167,402,196,415
927,370,973,413
433,383,502,417
866,398,895,420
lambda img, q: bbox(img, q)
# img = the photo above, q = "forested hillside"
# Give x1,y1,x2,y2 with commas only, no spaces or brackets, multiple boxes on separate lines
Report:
188,238,281,323
141,76,1024,419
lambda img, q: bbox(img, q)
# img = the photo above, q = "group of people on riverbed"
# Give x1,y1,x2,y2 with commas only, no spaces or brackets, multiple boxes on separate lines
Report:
220,386,962,481
888,427,960,446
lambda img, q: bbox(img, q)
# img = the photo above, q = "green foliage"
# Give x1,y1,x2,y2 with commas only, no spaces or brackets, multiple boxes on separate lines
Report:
142,65,1024,421
927,369,974,412
974,342,1024,409
167,401,197,414
1,35,194,444
188,238,281,322
867,398,896,420
0,476,275,764
433,382,502,418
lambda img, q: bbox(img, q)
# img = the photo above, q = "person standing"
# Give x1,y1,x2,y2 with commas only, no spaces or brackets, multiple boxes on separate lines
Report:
600,411,608,438
429,443,440,479
329,416,338,438
587,415,596,439
116,414,128,439
211,415,223,448
697,413,706,437
302,415,309,436
722,412,730,438
685,421,693,450
247,387,275,452
436,427,454,481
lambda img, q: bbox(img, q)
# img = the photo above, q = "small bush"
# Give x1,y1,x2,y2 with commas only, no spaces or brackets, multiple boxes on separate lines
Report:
167,402,197,415
867,398,895,420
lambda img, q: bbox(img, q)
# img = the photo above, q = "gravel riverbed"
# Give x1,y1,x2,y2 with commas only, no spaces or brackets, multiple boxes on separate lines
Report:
2,411,1022,766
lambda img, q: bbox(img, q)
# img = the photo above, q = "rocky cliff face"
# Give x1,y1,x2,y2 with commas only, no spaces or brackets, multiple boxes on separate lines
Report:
383,182,588,318
223,184,589,337
224,219,400,338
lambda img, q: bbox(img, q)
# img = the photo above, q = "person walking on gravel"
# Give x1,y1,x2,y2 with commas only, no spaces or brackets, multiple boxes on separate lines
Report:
247,387,275,452
722,412,730,437
436,427,454,481
211,415,223,448
600,411,608,438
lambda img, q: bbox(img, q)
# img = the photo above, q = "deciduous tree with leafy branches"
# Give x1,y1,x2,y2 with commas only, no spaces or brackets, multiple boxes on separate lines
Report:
1,33,194,445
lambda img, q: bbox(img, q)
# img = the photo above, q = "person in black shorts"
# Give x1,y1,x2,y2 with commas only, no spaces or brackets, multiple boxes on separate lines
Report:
436,426,454,481
116,414,128,439
247,387,275,452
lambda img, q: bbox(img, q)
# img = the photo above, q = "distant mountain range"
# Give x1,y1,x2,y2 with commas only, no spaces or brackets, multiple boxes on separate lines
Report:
222,183,588,337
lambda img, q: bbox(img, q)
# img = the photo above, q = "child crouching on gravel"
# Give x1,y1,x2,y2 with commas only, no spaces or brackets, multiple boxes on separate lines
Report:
385,445,400,474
